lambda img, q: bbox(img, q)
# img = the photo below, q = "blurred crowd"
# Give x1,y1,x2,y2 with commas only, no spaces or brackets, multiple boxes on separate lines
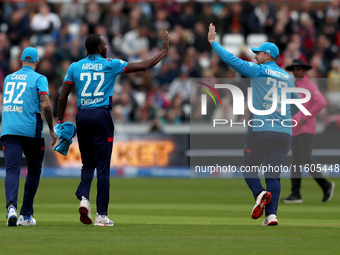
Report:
0,0,340,129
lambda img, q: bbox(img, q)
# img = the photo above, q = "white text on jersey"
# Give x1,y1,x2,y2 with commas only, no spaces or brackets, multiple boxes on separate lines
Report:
82,63,103,71
11,74,28,80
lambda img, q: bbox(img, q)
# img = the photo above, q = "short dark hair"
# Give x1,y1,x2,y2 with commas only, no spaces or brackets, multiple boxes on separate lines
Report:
85,34,102,55
23,56,33,61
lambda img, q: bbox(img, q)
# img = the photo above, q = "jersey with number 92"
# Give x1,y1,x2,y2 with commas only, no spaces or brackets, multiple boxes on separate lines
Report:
1,66,49,138
64,55,128,110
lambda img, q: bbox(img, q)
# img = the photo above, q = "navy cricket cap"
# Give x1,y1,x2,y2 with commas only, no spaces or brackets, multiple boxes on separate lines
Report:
21,47,39,62
251,42,279,59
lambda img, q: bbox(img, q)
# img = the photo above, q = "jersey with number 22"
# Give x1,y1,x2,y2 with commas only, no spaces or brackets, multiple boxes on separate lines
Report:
64,54,128,110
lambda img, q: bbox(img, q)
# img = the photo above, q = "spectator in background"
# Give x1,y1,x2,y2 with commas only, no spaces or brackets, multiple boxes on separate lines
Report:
221,3,247,35
168,68,190,102
282,59,334,204
327,59,340,91
154,9,171,31
248,1,275,34
121,25,149,60
198,4,219,30
60,0,85,24
113,81,138,122
269,23,290,54
168,26,189,57
178,4,197,29
297,12,315,59
36,42,59,76
7,6,30,46
315,34,336,75
155,59,177,87
94,25,113,57
83,1,102,34
0,33,11,77
62,37,86,63
164,94,186,124
104,3,127,39
300,0,324,32
78,23,89,52
30,3,61,45
277,41,307,68
193,22,211,54
140,94,158,122
158,0,181,27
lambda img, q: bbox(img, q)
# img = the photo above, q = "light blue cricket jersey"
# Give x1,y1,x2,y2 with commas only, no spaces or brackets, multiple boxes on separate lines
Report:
64,54,128,109
212,42,299,135
1,66,49,138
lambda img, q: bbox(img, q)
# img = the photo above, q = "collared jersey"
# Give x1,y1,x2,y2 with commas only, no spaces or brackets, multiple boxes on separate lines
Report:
292,76,326,136
1,66,49,138
212,42,299,135
64,54,128,109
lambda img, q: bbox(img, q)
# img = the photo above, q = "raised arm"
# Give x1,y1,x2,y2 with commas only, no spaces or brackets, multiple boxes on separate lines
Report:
40,94,57,146
208,23,261,78
57,82,73,123
125,31,169,73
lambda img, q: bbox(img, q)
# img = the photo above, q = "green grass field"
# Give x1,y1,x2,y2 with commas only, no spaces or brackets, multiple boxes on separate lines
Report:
0,178,339,255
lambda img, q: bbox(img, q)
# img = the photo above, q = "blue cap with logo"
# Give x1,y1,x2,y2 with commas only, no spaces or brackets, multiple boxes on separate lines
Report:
251,42,279,59
21,47,39,63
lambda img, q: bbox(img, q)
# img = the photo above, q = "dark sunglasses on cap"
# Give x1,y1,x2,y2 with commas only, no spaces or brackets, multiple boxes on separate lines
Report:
292,67,303,71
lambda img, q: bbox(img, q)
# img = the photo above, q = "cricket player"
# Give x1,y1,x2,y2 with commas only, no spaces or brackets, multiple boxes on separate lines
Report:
1,47,57,226
57,32,169,226
208,23,299,226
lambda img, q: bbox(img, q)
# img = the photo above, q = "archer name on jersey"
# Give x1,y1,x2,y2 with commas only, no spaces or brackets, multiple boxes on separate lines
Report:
64,55,128,110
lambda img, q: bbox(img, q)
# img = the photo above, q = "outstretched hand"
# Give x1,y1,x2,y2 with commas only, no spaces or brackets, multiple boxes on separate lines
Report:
162,31,170,51
208,23,216,44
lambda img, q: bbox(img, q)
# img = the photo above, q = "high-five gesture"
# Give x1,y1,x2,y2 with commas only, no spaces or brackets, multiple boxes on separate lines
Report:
208,23,216,44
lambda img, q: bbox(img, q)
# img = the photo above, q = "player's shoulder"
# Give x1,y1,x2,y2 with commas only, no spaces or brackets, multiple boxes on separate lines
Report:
34,72,48,84
4,72,15,81
262,63,292,80
67,59,86,71
107,58,127,66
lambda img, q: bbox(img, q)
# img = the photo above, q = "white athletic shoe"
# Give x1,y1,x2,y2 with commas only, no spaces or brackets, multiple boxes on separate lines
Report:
94,213,114,227
17,215,36,226
79,196,92,224
6,205,18,227
251,191,272,219
262,214,278,226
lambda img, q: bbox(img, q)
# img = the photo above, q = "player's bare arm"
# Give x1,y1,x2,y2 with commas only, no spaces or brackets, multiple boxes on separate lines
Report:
125,31,169,73
39,94,57,146
57,82,73,122
208,23,216,44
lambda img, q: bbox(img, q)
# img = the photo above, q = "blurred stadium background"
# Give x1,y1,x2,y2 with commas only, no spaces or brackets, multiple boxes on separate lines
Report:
0,0,340,177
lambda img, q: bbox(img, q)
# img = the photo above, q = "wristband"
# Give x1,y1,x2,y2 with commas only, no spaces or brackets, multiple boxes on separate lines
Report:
57,118,64,124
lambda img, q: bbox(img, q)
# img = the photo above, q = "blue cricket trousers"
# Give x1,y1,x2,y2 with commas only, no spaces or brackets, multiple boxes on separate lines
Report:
75,108,114,215
1,135,45,216
242,131,291,216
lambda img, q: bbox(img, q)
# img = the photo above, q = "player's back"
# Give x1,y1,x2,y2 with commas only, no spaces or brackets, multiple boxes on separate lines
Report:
66,55,127,110
250,62,296,134
1,66,47,138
